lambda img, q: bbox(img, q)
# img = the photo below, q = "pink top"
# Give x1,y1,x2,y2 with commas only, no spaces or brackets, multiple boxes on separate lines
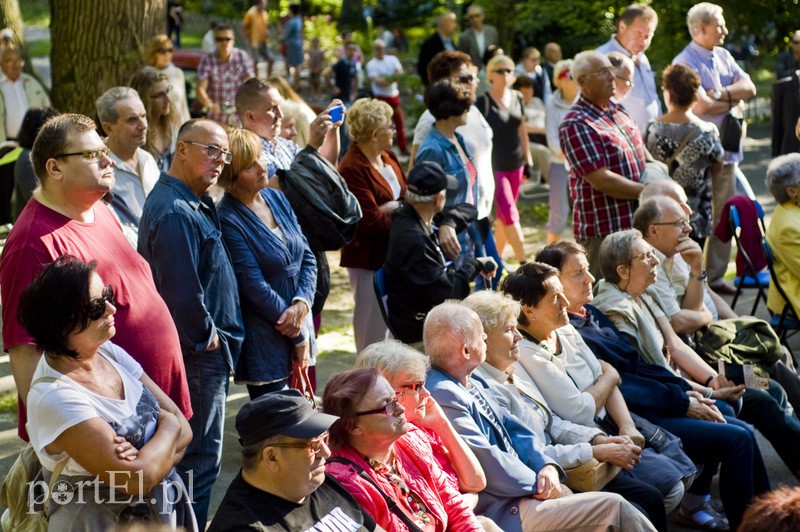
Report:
1,199,192,440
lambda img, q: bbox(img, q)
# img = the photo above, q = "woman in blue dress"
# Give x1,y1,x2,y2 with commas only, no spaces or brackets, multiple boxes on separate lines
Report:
218,128,317,399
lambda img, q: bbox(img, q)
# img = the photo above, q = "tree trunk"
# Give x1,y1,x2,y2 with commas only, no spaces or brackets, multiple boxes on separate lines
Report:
50,0,167,116
0,0,36,76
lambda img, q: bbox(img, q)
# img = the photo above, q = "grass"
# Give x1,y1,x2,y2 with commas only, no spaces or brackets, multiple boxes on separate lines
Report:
0,392,17,416
26,39,50,57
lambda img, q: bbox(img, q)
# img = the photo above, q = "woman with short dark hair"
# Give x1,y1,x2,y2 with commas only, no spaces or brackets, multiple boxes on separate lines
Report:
19,255,195,530
644,64,724,248
323,368,483,532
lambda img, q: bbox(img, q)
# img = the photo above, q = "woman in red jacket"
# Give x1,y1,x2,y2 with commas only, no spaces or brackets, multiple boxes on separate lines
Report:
338,98,407,352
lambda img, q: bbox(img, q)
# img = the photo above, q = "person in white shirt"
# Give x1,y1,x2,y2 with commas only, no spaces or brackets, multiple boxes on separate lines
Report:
366,39,406,154
0,47,50,142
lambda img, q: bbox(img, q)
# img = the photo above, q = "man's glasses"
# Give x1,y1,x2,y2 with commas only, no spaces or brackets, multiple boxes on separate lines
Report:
615,75,633,87
185,141,234,164
457,74,475,84
156,48,174,54
355,396,402,416
269,433,329,455
652,217,690,229
55,148,110,162
630,250,657,264
87,285,115,321
150,86,172,100
493,68,514,75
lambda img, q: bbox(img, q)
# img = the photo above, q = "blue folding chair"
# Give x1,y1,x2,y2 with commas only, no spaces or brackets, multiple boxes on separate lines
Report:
373,267,397,338
762,238,800,362
729,201,769,315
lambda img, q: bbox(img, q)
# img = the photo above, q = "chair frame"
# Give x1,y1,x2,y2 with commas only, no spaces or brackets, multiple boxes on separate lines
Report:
761,237,800,361
373,267,398,339
729,202,769,316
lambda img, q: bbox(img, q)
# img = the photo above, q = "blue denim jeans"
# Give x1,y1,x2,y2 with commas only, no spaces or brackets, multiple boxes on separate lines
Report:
177,347,230,528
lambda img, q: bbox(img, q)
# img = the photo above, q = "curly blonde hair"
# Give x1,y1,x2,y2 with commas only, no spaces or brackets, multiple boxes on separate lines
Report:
345,98,393,144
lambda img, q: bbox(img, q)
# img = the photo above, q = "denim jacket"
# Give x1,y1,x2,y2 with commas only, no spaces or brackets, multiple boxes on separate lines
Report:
138,173,244,370
415,127,478,208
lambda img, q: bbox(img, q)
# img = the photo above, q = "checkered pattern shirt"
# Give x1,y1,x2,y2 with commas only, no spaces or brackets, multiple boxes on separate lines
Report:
197,48,254,124
559,96,646,239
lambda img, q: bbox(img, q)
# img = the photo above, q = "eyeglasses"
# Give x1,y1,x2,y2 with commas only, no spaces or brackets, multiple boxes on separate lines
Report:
150,85,172,100
493,68,514,75
652,217,690,229
397,381,425,393
615,75,633,86
184,141,234,164
87,285,115,321
156,48,174,54
588,67,615,77
457,74,475,84
269,433,329,455
630,250,657,263
55,148,111,162
215,36,233,42
355,396,402,416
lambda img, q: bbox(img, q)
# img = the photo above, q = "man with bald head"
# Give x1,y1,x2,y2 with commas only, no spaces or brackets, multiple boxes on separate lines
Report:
458,6,498,70
559,50,646,275
139,118,244,527
418,12,458,85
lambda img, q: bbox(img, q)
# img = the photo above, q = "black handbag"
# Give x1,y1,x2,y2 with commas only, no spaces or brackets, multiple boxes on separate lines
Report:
719,113,744,152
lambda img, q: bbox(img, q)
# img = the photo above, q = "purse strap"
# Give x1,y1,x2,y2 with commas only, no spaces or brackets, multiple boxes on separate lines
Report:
327,457,425,532
664,125,697,167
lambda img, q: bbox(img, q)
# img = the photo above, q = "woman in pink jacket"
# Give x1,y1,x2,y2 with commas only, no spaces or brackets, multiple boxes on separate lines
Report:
323,368,483,532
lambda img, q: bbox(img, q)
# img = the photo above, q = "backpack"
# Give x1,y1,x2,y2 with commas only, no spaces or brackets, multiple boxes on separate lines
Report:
0,377,69,532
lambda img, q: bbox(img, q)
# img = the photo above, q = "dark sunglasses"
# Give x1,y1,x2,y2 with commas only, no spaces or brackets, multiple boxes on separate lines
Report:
493,68,514,74
457,74,475,84
215,37,233,42
87,285,115,321
156,48,174,54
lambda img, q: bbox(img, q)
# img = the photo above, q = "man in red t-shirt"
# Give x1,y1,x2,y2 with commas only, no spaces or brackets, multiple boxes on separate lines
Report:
0,113,192,440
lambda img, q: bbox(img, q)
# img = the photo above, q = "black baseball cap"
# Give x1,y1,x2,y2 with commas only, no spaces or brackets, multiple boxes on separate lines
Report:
236,389,338,446
407,161,458,196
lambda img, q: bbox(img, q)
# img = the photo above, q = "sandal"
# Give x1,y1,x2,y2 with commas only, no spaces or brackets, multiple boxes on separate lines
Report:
674,503,730,531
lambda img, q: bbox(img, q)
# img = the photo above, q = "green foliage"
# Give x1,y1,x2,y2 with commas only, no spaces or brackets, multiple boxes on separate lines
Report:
0,392,17,416
20,0,50,27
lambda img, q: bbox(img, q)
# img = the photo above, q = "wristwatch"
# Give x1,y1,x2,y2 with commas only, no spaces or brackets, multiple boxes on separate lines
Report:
689,270,708,281
712,90,722,100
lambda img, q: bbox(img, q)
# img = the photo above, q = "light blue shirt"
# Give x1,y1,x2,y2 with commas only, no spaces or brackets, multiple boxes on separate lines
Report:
596,36,662,135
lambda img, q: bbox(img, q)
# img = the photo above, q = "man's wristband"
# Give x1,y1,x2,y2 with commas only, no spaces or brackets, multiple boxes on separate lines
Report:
703,375,714,386
689,270,707,282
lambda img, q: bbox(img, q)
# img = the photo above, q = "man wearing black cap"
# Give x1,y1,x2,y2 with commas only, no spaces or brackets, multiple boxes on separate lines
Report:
208,390,379,531
384,161,495,345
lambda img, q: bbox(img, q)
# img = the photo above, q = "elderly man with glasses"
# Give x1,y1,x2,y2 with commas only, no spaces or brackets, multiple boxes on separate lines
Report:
139,118,245,528
209,390,380,531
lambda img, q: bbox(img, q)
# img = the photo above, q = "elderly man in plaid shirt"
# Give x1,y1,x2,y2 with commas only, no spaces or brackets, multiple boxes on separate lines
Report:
559,50,646,277
197,23,255,125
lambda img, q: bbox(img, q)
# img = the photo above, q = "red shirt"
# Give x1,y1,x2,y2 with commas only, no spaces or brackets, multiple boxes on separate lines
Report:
1,199,192,440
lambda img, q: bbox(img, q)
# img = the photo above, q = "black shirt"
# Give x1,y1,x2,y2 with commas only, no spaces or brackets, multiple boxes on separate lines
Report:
208,472,376,532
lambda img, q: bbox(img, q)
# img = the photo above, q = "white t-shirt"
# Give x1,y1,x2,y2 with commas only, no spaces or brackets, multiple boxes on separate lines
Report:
413,106,495,220
26,341,148,476
0,74,28,139
378,165,402,199
366,55,402,97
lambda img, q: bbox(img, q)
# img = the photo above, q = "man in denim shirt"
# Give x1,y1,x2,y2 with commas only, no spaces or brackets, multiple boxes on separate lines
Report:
138,118,244,528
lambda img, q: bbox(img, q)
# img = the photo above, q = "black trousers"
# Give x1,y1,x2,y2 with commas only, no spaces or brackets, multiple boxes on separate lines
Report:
602,474,667,532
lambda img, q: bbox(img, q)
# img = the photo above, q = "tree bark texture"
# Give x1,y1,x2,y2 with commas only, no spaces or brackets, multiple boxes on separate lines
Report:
0,0,24,48
50,0,167,116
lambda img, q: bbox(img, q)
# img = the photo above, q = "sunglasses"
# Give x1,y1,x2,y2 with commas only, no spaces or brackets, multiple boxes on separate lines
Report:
457,74,475,84
355,396,402,416
156,48,174,54
87,285,115,321
493,68,514,74
269,433,329,455
215,37,233,42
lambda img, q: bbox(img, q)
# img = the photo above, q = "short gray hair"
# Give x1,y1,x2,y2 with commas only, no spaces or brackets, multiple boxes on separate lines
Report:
95,86,140,125
356,339,430,382
461,291,521,335
406,189,445,204
632,197,665,236
687,2,723,37
424,302,482,368
598,229,642,285
373,39,386,48
766,153,800,204
572,50,605,83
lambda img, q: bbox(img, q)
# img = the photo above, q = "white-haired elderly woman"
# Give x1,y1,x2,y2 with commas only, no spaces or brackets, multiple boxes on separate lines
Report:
279,98,310,148
765,153,800,320
355,339,496,528
591,229,784,530
462,290,674,531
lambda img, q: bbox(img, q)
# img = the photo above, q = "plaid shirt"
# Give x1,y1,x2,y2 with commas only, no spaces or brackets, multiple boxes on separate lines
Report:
197,48,254,124
559,96,646,239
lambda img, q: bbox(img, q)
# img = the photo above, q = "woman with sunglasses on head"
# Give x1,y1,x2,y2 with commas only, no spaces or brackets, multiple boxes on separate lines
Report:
131,66,182,172
19,255,196,530
323,367,483,532
477,54,533,265
143,34,191,126
218,128,316,399
544,59,579,244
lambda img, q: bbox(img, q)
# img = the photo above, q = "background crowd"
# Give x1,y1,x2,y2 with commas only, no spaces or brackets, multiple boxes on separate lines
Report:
2,0,800,531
